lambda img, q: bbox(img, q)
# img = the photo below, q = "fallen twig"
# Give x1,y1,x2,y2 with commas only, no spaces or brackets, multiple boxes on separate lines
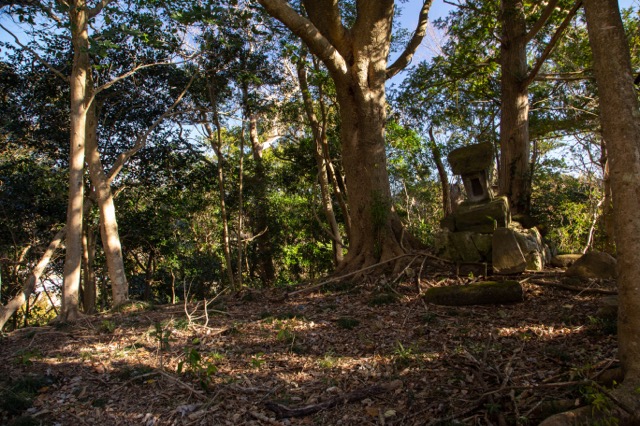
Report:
286,255,413,296
265,380,402,419
480,380,591,397
529,279,617,295
157,370,208,401
249,411,283,425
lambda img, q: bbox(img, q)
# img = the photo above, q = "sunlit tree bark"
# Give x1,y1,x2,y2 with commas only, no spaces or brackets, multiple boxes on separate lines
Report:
257,0,432,274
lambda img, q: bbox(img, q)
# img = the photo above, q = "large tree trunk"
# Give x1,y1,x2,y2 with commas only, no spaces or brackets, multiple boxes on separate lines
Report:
334,77,416,273
499,0,531,216
60,0,90,322
85,83,129,307
600,141,616,254
257,0,432,276
297,58,344,265
584,0,640,408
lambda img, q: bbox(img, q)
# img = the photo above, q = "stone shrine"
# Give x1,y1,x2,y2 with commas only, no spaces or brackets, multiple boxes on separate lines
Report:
435,142,548,274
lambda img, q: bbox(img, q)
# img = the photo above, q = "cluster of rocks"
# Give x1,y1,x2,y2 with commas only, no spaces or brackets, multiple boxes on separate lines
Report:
434,142,549,274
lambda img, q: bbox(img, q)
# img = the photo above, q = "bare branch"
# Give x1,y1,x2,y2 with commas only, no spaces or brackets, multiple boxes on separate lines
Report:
257,0,348,76
88,0,113,18
524,0,582,86
106,73,196,185
386,0,434,80
0,22,69,82
525,0,560,43
93,61,171,98
0,0,62,21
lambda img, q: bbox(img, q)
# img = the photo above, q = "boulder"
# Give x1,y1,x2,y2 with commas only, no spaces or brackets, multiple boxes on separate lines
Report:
450,232,482,262
492,228,527,274
511,225,546,271
566,252,617,279
433,230,458,261
550,254,582,268
434,230,493,263
471,233,493,258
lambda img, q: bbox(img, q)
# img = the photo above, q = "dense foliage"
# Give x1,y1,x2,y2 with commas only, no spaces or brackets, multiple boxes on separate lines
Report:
0,0,638,329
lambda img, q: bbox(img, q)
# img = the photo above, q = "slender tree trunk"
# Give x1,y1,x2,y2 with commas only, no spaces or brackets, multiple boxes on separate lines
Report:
82,221,96,314
0,229,65,330
143,252,154,301
584,0,640,404
237,125,245,288
206,95,235,289
60,0,90,322
244,89,276,286
428,128,452,216
297,58,344,265
310,60,351,238
85,88,129,307
499,0,531,216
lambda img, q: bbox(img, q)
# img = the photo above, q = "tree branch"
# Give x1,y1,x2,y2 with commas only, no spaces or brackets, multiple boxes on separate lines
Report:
257,0,348,77
302,0,351,61
106,73,196,185
0,0,62,22
386,0,434,80
524,0,582,87
93,61,171,98
88,0,113,18
525,0,560,43
0,23,69,82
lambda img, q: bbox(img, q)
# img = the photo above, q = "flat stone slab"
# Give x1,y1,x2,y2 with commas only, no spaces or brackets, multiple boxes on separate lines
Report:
447,142,493,175
492,228,526,274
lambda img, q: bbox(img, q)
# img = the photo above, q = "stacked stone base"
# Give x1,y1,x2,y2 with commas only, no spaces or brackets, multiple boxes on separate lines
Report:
435,196,549,274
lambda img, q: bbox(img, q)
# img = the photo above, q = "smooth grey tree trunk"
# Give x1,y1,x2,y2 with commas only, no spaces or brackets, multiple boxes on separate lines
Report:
85,81,129,308
59,0,90,322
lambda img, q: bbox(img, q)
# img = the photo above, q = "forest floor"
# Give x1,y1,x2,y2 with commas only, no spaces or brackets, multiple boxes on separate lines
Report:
0,259,621,426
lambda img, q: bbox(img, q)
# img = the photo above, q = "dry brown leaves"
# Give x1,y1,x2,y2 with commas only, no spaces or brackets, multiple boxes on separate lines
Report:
0,265,619,425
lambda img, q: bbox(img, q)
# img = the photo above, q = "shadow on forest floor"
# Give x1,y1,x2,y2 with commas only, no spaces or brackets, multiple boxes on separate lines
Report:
0,262,621,425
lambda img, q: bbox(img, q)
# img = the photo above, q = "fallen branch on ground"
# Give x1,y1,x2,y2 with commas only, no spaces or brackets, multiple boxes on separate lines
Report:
265,380,402,419
529,279,617,295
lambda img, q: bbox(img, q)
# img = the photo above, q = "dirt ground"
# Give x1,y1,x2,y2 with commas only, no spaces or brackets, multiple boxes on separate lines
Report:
0,261,620,425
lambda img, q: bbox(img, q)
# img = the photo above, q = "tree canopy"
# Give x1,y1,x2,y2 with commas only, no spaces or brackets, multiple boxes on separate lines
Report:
1,0,640,421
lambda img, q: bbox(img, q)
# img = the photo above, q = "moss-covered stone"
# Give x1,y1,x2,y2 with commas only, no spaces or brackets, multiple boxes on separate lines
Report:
450,232,482,262
423,280,523,306
453,196,509,233
471,233,493,258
